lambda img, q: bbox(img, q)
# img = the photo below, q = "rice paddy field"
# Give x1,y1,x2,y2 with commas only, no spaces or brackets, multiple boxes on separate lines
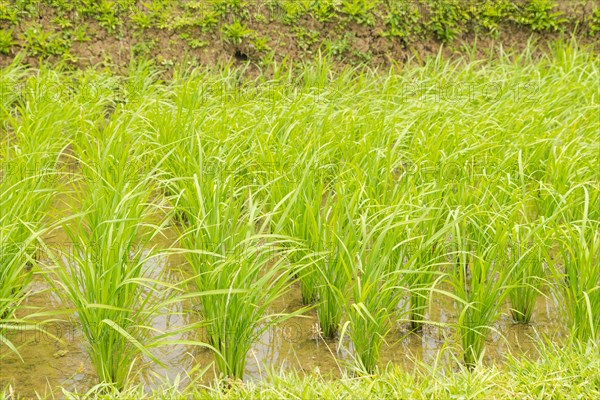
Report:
0,38,599,398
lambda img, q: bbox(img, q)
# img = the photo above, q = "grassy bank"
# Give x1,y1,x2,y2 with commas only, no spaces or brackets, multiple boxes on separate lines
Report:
0,0,599,71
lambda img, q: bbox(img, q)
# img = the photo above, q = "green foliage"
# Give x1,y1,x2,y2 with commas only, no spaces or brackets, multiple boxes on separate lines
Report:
447,209,516,368
176,163,299,379
383,1,422,40
0,0,587,68
130,10,152,29
41,340,600,398
400,204,451,331
294,27,320,52
48,130,167,388
215,0,249,18
340,0,377,26
0,1,19,24
325,33,354,58
0,41,598,395
311,0,338,22
138,0,172,28
200,11,220,31
427,0,471,42
505,222,547,324
516,0,567,32
252,36,271,52
0,28,15,54
95,0,122,32
0,64,65,355
0,151,53,322
21,24,70,56
222,20,254,46
51,15,72,29
473,0,515,37
590,7,600,35
188,38,209,49
73,24,91,42
278,0,311,25
553,188,600,342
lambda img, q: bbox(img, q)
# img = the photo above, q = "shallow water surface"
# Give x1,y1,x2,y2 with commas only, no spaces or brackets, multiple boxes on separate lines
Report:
0,260,567,398
0,197,568,397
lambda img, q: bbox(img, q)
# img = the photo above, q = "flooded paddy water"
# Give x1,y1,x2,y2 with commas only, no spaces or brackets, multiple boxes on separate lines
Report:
0,192,568,397
0,268,568,397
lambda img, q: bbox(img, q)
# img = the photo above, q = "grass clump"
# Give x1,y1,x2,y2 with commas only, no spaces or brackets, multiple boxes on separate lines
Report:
46,130,167,388
447,209,514,368
177,162,300,380
553,186,600,343
507,224,545,324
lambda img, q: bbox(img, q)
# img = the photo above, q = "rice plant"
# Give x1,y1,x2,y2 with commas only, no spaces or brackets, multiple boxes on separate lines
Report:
46,134,168,388
399,201,454,332
447,208,515,368
0,224,37,320
0,149,55,355
552,186,600,342
280,171,327,306
507,224,546,324
310,180,361,339
179,173,300,379
0,38,599,396
340,202,409,374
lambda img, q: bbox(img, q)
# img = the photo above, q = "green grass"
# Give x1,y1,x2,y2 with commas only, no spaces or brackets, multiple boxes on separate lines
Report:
507,224,546,324
271,164,329,306
340,199,408,374
399,200,452,331
0,39,598,395
174,144,302,379
44,125,169,388
446,208,515,368
0,118,57,355
553,186,600,342
20,340,599,399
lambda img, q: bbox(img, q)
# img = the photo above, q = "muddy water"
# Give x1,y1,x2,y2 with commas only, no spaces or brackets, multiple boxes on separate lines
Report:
0,255,567,398
0,195,568,398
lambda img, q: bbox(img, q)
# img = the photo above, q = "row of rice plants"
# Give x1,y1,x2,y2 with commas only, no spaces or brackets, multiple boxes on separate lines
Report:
0,43,597,391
